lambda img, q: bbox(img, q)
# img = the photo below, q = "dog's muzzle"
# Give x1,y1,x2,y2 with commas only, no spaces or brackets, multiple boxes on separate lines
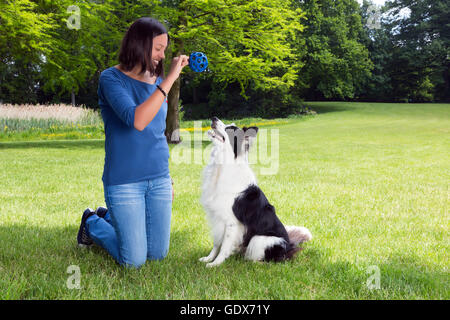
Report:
210,117,225,142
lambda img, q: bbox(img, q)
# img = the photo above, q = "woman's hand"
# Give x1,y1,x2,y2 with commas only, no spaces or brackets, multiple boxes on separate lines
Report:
167,55,189,81
134,55,188,131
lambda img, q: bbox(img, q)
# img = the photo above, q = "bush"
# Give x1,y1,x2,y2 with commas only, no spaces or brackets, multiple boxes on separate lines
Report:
181,81,307,120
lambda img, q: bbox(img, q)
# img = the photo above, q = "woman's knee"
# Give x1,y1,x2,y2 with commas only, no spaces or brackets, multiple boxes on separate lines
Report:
115,242,147,267
121,255,147,268
147,247,169,261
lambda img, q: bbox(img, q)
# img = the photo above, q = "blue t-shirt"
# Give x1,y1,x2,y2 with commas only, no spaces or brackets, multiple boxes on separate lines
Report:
97,67,169,186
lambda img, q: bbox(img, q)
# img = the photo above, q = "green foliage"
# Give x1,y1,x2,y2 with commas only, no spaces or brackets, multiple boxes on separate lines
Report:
357,2,394,101
155,0,306,95
387,0,450,102
293,0,373,100
37,0,125,99
0,0,54,103
359,0,449,102
1,0,449,112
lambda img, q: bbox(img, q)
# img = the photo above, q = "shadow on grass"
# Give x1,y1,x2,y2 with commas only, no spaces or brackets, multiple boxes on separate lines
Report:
0,138,212,150
305,101,358,114
293,247,448,299
0,223,446,299
0,139,104,150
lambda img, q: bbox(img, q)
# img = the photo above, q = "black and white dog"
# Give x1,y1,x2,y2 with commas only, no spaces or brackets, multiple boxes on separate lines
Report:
200,117,312,267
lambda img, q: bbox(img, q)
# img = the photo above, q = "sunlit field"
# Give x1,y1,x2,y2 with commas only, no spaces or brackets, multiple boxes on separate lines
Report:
0,102,448,299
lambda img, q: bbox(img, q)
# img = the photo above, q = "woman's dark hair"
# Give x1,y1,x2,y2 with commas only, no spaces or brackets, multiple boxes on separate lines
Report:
118,17,169,77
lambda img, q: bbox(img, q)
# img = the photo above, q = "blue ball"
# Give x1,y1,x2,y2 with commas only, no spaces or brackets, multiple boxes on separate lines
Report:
189,52,208,72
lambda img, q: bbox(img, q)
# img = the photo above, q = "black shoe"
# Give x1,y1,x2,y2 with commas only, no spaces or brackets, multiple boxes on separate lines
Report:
77,208,95,247
95,206,108,219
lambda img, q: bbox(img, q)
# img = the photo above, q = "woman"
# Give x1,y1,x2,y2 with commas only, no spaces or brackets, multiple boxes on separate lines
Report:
77,17,189,268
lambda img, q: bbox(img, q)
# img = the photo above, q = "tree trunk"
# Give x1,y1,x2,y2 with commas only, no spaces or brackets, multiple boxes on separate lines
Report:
165,76,182,144
165,30,185,144
71,89,76,107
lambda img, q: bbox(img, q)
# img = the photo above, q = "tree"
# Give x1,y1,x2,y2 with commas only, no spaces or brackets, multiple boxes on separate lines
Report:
0,0,54,103
385,0,449,101
35,0,128,106
0,0,132,105
293,0,373,100
152,0,306,143
357,0,395,101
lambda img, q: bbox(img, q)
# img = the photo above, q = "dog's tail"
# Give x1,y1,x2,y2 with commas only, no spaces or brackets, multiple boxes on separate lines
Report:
285,226,312,246
284,226,312,260
244,227,312,262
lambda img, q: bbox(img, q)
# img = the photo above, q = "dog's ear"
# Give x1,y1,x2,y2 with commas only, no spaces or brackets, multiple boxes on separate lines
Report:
226,126,245,159
243,126,258,139
243,126,258,151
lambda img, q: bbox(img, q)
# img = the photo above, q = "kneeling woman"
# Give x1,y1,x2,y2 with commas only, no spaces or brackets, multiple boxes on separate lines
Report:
77,17,188,268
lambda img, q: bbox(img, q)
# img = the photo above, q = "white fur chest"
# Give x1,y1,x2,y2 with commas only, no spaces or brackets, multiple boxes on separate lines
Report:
201,162,257,220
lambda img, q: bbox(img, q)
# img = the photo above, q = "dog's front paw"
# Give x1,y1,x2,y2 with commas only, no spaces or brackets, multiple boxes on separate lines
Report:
199,256,212,263
206,257,225,267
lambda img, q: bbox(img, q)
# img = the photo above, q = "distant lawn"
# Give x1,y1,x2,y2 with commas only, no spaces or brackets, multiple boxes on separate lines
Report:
0,102,448,299
0,102,296,142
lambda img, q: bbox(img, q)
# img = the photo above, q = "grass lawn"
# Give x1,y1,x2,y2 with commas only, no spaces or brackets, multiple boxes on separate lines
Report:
0,102,448,299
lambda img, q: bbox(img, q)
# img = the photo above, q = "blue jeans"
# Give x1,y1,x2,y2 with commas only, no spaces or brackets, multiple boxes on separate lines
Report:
86,175,172,268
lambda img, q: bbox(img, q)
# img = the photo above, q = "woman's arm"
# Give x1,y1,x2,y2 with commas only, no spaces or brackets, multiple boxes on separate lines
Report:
134,55,189,131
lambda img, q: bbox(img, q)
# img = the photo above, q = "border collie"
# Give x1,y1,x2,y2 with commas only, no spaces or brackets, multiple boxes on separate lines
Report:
199,117,312,267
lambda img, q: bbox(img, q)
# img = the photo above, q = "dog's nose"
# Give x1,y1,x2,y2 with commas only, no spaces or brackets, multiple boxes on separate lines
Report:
211,117,218,128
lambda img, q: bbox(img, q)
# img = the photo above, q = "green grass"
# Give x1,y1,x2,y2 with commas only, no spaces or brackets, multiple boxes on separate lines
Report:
0,102,448,299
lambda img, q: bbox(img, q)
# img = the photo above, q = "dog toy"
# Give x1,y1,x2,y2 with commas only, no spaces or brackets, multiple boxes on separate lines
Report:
189,52,208,72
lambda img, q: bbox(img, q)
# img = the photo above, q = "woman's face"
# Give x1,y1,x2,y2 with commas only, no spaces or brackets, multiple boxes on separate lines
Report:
151,33,168,70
